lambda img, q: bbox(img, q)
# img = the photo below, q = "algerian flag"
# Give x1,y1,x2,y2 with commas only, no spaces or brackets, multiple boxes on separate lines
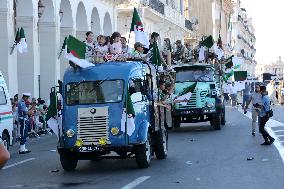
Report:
232,56,244,69
151,41,163,71
201,35,214,48
46,90,59,137
64,35,94,68
213,43,224,60
223,70,234,82
176,82,197,101
121,90,136,136
234,71,247,81
58,37,67,59
10,28,20,54
130,8,149,48
224,55,234,69
17,27,28,54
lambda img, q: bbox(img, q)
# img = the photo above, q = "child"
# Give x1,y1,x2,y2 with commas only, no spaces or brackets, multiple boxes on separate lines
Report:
84,31,95,63
94,35,109,63
110,32,122,55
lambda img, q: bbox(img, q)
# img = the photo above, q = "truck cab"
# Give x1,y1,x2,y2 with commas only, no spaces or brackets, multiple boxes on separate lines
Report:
58,61,169,171
0,71,13,150
172,64,226,130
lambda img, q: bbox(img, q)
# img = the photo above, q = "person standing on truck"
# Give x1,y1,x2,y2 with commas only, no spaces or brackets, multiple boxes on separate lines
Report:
244,84,263,136
18,93,33,154
84,31,95,63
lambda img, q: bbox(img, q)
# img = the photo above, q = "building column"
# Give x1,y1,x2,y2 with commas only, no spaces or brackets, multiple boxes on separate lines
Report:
60,27,75,80
76,30,87,41
0,8,18,96
16,16,40,98
38,21,60,100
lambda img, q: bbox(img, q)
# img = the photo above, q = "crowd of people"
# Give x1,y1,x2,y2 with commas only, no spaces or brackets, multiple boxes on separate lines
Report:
10,94,51,148
82,31,197,69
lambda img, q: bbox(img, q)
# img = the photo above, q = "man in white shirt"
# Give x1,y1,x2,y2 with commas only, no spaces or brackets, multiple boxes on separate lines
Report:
229,82,238,107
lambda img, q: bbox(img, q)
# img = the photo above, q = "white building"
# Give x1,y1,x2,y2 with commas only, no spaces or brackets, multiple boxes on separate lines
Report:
116,0,192,47
0,0,117,100
255,56,284,80
0,0,194,100
231,0,256,77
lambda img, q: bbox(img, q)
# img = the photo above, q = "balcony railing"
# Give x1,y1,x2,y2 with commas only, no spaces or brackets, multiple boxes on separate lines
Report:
185,19,193,30
149,0,165,15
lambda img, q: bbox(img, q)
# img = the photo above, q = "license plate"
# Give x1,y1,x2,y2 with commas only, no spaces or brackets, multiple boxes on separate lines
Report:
79,146,101,152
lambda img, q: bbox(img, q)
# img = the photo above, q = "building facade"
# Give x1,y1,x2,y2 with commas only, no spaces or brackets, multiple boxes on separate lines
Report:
255,56,284,80
231,0,256,77
0,0,117,100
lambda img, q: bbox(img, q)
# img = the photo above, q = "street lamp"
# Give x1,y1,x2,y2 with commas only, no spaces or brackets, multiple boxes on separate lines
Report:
59,9,64,22
38,0,45,18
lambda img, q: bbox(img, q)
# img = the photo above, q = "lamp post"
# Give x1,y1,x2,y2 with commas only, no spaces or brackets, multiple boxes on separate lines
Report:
59,9,64,22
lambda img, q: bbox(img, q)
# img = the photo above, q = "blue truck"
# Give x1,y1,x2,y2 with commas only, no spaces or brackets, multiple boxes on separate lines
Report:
57,61,169,171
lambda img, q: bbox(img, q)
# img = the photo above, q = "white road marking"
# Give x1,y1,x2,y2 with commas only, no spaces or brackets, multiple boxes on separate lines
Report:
121,176,151,189
2,158,35,170
237,108,284,163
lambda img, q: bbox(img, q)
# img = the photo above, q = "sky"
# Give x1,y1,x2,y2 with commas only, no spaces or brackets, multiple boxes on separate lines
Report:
241,0,284,64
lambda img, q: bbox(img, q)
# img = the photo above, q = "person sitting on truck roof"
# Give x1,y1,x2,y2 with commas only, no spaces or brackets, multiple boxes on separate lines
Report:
129,42,148,60
84,31,96,63
109,32,122,55
94,35,109,63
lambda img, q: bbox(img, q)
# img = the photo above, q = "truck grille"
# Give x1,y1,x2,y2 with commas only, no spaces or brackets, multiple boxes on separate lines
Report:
179,90,208,108
77,107,109,145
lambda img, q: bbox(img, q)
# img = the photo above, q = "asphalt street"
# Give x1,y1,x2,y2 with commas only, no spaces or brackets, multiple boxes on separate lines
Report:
1,106,284,189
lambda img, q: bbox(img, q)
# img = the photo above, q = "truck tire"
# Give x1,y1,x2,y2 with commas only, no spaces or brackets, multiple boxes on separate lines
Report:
2,132,10,150
211,114,221,130
135,136,151,168
153,130,168,159
173,116,181,128
221,106,226,125
60,154,78,171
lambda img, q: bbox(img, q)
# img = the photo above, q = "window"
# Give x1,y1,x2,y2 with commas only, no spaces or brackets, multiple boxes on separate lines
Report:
0,87,7,105
175,66,214,82
129,79,144,103
66,80,124,105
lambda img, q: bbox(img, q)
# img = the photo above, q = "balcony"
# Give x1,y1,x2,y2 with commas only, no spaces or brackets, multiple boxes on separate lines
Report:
149,0,165,15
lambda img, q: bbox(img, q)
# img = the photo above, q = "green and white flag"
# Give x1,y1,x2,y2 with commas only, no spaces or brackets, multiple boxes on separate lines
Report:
58,37,67,59
130,8,149,48
64,35,94,68
176,82,197,101
46,90,59,137
121,90,136,136
151,41,163,71
17,27,28,54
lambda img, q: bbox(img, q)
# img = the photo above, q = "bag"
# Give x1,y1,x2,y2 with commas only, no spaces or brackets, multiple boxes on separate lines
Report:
267,109,273,118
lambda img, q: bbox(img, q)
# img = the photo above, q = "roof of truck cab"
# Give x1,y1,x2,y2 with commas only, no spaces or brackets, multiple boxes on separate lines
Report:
63,61,146,83
173,63,214,70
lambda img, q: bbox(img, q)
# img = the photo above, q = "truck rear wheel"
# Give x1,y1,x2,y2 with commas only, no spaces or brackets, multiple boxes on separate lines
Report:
153,130,168,159
173,116,181,128
2,132,10,150
60,154,78,171
135,136,151,168
211,114,221,130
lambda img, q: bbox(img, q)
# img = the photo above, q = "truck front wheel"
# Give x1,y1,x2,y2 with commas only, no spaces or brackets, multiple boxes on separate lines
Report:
135,135,151,168
210,114,221,130
60,154,78,171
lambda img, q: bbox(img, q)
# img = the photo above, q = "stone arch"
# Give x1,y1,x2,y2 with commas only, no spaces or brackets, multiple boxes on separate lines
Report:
103,12,112,36
59,0,74,80
16,0,33,17
60,0,73,28
39,0,55,23
91,7,101,37
76,1,88,40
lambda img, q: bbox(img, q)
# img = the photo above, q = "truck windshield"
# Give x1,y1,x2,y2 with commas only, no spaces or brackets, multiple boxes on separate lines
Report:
175,67,214,82
66,80,124,105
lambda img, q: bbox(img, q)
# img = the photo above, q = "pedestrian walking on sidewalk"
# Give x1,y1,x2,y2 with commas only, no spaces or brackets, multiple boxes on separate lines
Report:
18,93,33,154
229,82,238,107
259,86,275,145
242,82,251,109
244,84,263,136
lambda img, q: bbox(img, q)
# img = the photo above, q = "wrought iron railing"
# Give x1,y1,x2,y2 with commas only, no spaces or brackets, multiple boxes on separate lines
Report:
149,0,165,15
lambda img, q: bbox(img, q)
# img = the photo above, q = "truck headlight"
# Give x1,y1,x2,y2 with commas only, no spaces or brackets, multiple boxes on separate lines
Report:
111,127,120,136
206,102,215,108
66,129,75,138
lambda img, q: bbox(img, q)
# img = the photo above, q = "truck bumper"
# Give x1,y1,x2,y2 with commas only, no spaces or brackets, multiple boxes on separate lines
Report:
173,108,217,123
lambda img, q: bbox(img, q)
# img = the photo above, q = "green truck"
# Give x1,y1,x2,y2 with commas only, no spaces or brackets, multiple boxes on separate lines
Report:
172,64,226,130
